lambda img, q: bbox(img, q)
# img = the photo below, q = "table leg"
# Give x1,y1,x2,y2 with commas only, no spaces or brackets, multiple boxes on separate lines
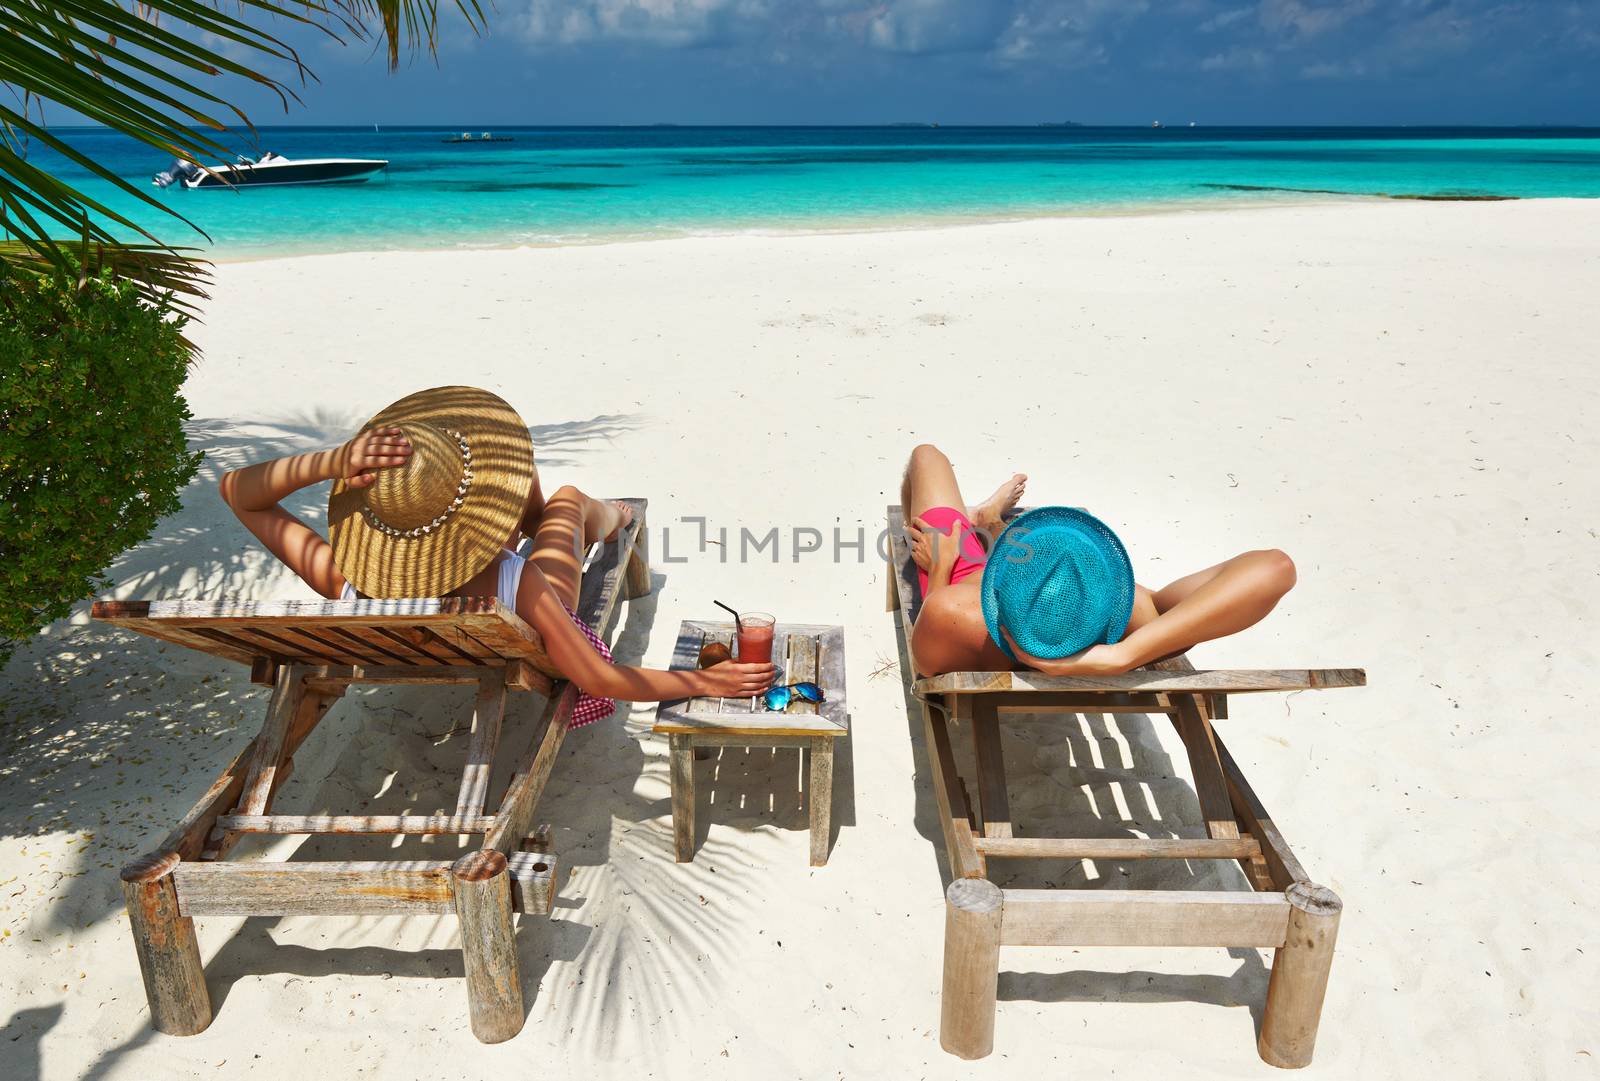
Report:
670,734,696,862
808,738,834,866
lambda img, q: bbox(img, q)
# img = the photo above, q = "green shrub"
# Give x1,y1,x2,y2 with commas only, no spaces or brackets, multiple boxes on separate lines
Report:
0,268,202,663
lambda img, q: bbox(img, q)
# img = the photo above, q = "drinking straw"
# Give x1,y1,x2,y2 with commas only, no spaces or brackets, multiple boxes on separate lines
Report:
713,599,743,638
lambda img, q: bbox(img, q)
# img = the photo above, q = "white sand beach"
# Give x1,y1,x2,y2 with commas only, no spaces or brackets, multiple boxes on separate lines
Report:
2,198,1597,1080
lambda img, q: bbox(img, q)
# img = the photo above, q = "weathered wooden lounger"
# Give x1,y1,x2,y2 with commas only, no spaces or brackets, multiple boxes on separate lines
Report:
92,499,649,1044
886,506,1365,1068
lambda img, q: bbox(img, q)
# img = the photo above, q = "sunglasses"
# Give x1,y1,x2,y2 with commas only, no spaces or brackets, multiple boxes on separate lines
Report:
760,682,826,712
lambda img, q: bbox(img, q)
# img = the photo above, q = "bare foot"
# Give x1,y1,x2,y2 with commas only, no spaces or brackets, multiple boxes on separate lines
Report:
969,473,1027,533
602,500,635,543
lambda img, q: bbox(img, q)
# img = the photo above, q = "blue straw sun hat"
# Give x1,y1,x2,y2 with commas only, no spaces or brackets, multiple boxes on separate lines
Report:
981,507,1136,662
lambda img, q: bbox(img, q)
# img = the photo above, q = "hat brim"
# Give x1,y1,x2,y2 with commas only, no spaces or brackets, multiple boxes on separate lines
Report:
329,386,533,599
980,506,1136,662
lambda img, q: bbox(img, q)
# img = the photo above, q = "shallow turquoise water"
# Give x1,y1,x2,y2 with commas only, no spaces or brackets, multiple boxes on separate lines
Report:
35,126,1600,257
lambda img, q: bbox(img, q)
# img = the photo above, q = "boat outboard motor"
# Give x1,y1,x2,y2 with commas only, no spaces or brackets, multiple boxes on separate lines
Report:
152,159,200,189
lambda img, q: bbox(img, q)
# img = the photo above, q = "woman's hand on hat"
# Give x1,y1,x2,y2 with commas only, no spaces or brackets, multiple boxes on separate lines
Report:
338,427,412,489
698,660,779,698
1001,627,1130,678
907,517,961,575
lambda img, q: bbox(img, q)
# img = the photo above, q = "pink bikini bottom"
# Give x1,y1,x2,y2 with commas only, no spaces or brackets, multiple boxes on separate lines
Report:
915,506,991,593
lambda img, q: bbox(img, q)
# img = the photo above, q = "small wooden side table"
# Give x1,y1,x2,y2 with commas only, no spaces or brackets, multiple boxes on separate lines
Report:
653,620,848,866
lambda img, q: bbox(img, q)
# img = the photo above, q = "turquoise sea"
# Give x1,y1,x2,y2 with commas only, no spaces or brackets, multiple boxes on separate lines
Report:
37,125,1600,258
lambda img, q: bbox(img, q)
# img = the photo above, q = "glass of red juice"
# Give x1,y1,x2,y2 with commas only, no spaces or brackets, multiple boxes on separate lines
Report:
737,612,776,665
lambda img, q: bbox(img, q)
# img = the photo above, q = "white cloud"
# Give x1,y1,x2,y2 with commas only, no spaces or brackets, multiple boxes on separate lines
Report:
861,0,1013,55
1198,6,1253,33
1257,0,1375,40
516,0,773,47
1200,45,1267,70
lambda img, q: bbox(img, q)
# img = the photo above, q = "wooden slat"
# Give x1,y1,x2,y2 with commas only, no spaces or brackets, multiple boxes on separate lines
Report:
816,626,849,733
218,814,496,835
670,733,695,862
786,633,819,714
671,732,819,749
286,691,337,756
143,740,259,863
1215,730,1310,890
653,713,846,737
97,596,506,624
507,850,558,917
999,889,1291,948
913,668,1367,698
185,627,287,666
991,692,1174,714
360,625,438,664
970,698,1012,839
574,498,647,639
384,625,478,666
424,620,505,663
1170,694,1242,842
975,836,1264,860
300,665,489,693
482,684,577,854
172,856,558,917
238,625,370,666
924,698,986,880
173,861,454,916
455,670,507,817
808,737,834,867
92,614,256,666
322,625,412,664
886,506,923,631
233,667,306,817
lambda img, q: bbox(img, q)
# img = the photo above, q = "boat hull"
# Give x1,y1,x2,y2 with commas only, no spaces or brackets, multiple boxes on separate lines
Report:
187,158,388,189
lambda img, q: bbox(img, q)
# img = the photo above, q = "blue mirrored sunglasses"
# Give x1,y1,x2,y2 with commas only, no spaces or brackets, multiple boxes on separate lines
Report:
760,682,825,712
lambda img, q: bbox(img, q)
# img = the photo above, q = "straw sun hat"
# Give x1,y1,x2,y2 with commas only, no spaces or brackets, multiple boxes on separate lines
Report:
328,386,533,599
980,506,1136,662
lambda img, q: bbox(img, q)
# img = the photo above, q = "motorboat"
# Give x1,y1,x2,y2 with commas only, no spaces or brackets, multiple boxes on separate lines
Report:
153,154,388,189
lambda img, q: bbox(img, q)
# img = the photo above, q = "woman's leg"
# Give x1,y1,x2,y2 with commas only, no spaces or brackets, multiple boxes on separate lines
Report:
1113,549,1297,670
903,443,968,524
900,444,1026,548
513,465,547,548
527,485,629,610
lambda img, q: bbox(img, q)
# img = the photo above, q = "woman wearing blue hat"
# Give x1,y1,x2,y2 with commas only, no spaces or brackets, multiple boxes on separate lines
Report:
902,444,1299,678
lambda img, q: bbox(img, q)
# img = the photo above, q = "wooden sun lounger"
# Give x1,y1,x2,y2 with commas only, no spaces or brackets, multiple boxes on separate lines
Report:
93,499,650,1044
886,506,1364,1067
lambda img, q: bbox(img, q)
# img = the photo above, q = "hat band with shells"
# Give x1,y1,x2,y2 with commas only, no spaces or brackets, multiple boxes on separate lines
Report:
359,428,476,540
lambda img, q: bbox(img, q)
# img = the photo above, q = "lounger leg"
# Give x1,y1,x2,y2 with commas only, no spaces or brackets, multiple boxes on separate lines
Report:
452,851,524,1044
940,878,1003,1060
1258,882,1342,1068
624,508,651,599
807,738,834,867
670,734,696,862
121,852,211,1035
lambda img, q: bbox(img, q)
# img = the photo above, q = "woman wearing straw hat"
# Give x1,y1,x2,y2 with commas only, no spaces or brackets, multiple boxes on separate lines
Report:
901,443,1299,678
219,386,776,724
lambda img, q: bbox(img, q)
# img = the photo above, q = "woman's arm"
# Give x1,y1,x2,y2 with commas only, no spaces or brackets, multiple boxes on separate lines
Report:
219,428,411,599
518,565,775,702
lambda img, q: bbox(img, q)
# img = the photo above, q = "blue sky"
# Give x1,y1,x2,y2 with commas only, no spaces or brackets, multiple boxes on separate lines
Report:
243,0,1598,125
